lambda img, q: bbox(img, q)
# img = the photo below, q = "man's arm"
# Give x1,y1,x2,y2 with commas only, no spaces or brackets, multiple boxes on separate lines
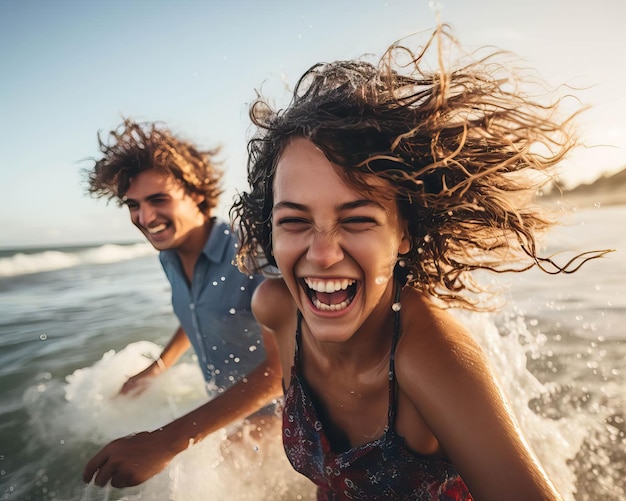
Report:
119,326,192,395
83,328,283,488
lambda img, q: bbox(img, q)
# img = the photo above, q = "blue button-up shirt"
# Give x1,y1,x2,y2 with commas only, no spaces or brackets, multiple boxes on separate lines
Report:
159,219,265,392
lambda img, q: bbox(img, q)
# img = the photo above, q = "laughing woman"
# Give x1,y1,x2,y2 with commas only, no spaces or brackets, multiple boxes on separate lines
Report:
230,26,608,500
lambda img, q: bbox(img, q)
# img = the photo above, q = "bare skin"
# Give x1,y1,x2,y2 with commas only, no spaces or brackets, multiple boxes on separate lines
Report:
251,138,562,501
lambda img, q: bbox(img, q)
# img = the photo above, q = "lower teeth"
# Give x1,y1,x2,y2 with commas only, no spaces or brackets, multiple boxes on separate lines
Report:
313,298,350,311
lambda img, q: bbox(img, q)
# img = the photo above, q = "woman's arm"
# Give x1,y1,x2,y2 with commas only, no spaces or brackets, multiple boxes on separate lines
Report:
396,294,562,501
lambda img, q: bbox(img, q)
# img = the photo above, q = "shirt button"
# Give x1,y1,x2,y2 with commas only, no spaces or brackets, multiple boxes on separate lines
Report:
189,303,195,311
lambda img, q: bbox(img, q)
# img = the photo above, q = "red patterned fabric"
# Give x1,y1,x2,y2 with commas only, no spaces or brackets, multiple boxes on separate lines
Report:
282,311,474,500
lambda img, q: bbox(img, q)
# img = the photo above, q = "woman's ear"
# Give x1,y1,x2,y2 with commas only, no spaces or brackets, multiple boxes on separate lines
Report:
398,221,411,255
398,238,410,256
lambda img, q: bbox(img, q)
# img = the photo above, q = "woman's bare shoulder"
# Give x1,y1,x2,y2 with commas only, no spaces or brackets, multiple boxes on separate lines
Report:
396,289,485,369
394,288,495,414
251,278,296,332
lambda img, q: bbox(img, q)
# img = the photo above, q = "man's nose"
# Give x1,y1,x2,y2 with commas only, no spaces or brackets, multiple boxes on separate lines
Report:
306,230,344,269
136,205,155,227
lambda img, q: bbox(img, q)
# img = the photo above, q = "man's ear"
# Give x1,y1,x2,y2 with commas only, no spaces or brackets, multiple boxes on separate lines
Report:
192,192,206,206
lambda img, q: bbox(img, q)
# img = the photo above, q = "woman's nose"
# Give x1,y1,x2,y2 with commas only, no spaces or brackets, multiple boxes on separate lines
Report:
306,230,344,269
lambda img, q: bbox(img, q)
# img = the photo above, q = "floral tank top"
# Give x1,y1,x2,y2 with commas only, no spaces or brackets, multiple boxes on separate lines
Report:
282,302,473,500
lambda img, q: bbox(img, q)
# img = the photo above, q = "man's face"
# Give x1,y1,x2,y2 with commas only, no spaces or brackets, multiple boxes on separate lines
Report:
124,169,206,251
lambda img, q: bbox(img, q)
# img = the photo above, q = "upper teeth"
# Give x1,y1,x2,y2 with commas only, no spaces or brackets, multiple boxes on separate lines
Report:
148,224,167,234
304,278,354,293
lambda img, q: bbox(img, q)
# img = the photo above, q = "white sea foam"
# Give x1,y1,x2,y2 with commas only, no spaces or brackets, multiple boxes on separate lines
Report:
0,243,156,278
24,341,315,501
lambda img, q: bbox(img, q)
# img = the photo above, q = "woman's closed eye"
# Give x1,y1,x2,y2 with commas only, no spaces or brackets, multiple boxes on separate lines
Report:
341,216,378,230
276,217,311,230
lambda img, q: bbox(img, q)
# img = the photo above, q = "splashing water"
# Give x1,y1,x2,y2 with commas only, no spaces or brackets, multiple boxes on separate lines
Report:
17,306,624,500
20,342,314,500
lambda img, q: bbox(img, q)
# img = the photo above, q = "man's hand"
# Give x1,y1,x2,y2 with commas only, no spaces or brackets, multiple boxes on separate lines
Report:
82,430,179,488
119,370,154,396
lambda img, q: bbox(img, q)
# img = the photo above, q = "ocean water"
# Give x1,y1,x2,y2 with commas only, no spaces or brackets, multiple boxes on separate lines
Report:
0,205,624,501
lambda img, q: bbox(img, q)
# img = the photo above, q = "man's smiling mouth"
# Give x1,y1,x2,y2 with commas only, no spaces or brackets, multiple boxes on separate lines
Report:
147,223,168,235
303,277,358,312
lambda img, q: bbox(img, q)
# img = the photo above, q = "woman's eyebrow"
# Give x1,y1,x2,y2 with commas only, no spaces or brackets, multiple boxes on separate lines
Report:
273,199,384,211
339,199,383,211
273,201,308,211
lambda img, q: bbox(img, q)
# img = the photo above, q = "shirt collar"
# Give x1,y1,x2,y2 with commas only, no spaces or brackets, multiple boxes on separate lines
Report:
159,217,230,266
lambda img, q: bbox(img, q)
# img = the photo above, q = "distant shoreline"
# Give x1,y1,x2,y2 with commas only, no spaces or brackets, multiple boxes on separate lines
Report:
541,166,626,208
540,191,626,209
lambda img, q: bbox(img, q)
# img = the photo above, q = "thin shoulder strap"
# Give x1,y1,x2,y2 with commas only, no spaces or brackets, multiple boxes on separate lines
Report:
387,282,402,430
295,310,303,365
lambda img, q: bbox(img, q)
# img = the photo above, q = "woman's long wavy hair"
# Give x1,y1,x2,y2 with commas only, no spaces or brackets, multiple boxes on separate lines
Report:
231,26,609,309
85,118,223,216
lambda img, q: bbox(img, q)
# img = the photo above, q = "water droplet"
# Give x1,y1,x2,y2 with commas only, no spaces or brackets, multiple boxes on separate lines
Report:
220,276,226,281
391,302,401,312
240,286,246,291
428,0,444,13
224,229,230,235
593,201,602,208
212,281,218,286
39,334,47,341
375,276,387,285
234,357,240,363
249,345,257,352
397,259,406,267
423,234,432,243
229,308,236,315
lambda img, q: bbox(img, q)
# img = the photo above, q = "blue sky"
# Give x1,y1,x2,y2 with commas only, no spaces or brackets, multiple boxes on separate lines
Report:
1,0,625,248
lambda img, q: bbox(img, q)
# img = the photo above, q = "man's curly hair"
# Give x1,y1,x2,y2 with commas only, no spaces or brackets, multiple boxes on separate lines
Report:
230,26,609,309
85,118,223,216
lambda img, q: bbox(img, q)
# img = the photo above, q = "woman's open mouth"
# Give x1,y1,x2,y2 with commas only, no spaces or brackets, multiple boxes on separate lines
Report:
302,277,358,312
